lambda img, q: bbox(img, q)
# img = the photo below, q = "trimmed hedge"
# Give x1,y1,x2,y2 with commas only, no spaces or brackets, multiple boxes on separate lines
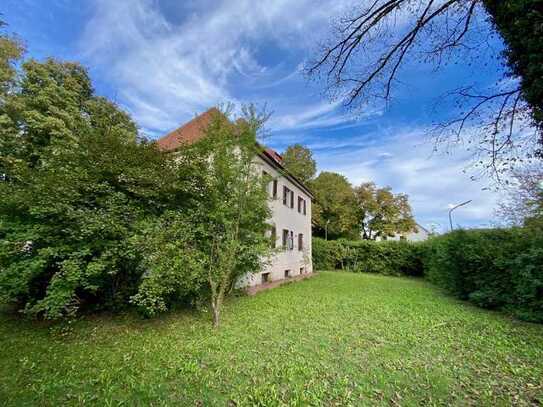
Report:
313,227,543,323
424,228,543,323
312,238,424,276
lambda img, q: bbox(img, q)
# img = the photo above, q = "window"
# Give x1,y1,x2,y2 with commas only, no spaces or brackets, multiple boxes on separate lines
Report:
298,233,303,251
289,231,294,250
270,225,276,248
272,179,278,199
284,270,291,278
283,186,289,206
282,229,289,249
298,197,306,214
262,170,270,194
290,191,294,208
300,267,304,275
261,272,270,284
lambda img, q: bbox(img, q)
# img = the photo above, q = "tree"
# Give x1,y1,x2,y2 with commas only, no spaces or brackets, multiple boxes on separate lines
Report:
0,20,24,99
282,144,317,183
307,0,543,178
0,48,195,318
355,182,416,240
131,108,273,328
496,165,543,226
311,172,358,239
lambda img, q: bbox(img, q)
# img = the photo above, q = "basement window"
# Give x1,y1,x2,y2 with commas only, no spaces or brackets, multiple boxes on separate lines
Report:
284,270,291,279
261,272,271,284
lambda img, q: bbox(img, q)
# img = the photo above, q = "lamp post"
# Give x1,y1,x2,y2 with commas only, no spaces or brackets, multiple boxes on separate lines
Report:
325,219,330,241
448,200,472,231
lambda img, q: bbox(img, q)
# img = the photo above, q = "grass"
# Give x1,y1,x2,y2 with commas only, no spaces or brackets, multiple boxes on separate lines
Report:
1,272,542,406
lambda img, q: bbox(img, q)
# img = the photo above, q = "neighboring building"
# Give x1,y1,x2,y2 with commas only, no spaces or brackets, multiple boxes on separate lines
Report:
156,108,314,288
376,223,431,242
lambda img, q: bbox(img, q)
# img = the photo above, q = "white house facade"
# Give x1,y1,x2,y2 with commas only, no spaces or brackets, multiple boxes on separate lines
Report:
156,108,314,288
376,223,431,242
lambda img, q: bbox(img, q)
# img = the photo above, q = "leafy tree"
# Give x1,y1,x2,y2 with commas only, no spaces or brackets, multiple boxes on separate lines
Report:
132,108,273,328
355,182,416,240
282,144,317,183
311,172,358,239
307,0,543,178
496,165,543,227
0,49,195,318
0,20,24,99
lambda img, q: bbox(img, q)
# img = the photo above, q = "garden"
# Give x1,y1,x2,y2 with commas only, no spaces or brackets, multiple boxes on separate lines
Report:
1,271,542,405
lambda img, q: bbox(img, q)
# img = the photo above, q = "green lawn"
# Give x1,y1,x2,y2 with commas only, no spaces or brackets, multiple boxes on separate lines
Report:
1,272,542,406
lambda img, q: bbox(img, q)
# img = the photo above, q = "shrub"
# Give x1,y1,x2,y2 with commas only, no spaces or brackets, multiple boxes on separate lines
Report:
424,227,543,323
313,227,543,323
312,238,425,276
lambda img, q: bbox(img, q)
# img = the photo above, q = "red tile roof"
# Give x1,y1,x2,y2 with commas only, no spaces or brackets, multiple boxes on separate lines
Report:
156,108,313,198
156,107,222,151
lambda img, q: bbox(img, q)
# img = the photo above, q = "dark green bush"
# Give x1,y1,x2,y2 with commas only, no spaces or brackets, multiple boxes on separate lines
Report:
424,227,543,323
312,238,425,276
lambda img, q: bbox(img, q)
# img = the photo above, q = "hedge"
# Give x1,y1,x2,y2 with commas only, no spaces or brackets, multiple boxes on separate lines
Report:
312,238,424,276
313,227,543,323
424,228,543,323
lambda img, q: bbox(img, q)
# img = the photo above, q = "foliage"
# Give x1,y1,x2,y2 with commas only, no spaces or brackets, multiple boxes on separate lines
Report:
312,237,425,276
355,181,416,240
0,53,197,318
281,143,317,183
424,226,543,322
0,21,24,100
1,272,543,405
129,212,208,317
131,109,273,327
311,172,358,239
497,165,543,226
483,0,543,143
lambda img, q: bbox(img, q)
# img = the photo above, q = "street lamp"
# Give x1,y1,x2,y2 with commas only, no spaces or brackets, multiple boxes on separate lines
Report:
448,200,472,231
325,219,330,241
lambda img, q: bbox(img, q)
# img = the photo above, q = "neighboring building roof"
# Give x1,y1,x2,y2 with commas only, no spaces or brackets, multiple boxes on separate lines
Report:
415,223,431,234
156,108,314,199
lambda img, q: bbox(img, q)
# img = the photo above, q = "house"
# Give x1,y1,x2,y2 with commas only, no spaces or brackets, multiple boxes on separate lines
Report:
376,223,431,242
156,108,314,288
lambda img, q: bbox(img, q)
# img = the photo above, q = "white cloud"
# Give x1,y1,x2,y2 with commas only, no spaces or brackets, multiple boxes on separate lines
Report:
307,127,503,233
80,0,355,135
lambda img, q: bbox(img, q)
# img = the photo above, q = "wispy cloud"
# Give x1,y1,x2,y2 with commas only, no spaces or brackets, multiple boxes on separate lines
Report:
311,126,501,232
80,0,354,135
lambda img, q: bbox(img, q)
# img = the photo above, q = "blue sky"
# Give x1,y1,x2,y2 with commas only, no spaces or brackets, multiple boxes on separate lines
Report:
3,0,510,232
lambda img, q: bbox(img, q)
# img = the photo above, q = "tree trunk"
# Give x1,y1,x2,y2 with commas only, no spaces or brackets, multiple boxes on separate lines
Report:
211,299,221,329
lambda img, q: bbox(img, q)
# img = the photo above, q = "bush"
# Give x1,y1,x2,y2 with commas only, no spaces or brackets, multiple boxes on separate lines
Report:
424,227,543,322
312,238,425,276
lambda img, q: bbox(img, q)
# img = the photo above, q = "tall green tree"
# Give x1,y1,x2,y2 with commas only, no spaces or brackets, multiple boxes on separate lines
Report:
282,144,317,183
132,108,273,328
311,172,358,239
355,182,416,240
0,20,24,99
0,50,195,318
308,0,543,177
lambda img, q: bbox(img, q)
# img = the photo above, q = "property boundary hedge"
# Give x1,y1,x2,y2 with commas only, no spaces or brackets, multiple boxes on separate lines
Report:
312,238,424,276
313,227,543,323
424,228,542,323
